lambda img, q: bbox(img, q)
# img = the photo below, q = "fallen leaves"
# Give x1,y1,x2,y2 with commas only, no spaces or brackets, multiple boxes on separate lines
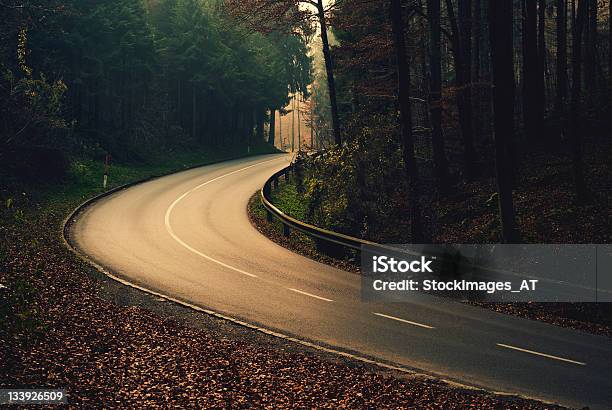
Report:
0,186,560,408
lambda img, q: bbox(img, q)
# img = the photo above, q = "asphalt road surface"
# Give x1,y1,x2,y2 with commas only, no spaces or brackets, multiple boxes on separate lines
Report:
71,154,612,409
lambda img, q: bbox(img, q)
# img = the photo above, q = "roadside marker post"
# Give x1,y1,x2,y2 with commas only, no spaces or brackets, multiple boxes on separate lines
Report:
103,154,111,189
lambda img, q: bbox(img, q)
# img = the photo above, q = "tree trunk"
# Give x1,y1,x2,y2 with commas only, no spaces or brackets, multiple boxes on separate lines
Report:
310,93,315,148
311,113,314,148
297,95,302,151
479,0,493,141
94,79,100,133
427,0,450,190
279,110,283,148
472,0,482,80
446,0,478,179
317,0,342,146
609,0,612,87
489,0,520,243
480,0,491,77
538,0,546,118
460,0,476,178
256,108,265,142
389,0,424,243
246,109,254,147
472,0,485,148
555,0,568,116
584,0,597,95
192,86,197,140
268,109,276,146
231,109,238,145
291,96,296,151
523,0,543,140
570,0,588,201
177,78,181,128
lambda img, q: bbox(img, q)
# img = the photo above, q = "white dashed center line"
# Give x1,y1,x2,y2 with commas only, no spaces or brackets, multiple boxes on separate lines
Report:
287,288,333,302
497,343,586,366
373,312,435,329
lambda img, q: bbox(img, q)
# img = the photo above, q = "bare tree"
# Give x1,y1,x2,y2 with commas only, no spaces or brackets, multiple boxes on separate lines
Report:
538,0,546,116
389,0,424,242
489,0,520,243
269,109,276,145
314,0,341,145
584,0,598,95
523,0,544,141
570,0,588,200
555,0,568,116
225,0,342,145
427,0,450,190
609,0,612,86
445,0,478,179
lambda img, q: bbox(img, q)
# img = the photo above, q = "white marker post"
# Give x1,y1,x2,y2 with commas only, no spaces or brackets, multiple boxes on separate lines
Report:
103,154,110,189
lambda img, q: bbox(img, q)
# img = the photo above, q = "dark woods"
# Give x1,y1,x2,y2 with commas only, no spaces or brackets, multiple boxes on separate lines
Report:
260,0,611,244
1,0,610,244
0,0,311,180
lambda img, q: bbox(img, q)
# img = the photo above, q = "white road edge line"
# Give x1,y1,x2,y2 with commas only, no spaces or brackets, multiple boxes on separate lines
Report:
497,343,586,366
287,288,333,302
373,312,435,329
64,160,566,408
164,156,286,279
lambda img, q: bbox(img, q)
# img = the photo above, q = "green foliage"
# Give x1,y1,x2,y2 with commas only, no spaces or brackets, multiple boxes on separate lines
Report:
0,25,68,153
149,0,311,145
0,0,311,167
294,116,413,242
270,178,308,221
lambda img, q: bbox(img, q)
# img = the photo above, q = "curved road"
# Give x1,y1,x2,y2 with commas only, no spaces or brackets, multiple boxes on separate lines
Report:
71,154,612,409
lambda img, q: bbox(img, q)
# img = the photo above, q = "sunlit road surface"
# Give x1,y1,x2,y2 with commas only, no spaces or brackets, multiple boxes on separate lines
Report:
71,154,612,409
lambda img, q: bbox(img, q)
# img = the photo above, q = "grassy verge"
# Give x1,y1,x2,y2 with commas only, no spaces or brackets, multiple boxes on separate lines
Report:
0,145,562,407
269,180,309,221
48,143,280,209
249,184,359,273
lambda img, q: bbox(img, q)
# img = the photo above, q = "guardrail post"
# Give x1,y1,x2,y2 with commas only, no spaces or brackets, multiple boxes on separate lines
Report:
354,249,361,264
283,223,290,237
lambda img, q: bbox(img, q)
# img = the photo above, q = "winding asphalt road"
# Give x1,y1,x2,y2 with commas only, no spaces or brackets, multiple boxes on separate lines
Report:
71,154,612,409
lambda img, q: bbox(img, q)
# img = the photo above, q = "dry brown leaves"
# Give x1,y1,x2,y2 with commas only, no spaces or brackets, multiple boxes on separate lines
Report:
0,191,559,408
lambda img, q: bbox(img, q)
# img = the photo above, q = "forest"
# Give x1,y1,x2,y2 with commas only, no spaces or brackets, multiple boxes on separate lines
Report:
0,0,310,182
1,0,611,244
1,1,612,405
236,0,611,245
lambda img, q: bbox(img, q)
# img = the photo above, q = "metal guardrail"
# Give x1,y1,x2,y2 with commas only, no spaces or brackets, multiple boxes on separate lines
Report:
259,165,380,256
259,164,448,260
260,168,612,301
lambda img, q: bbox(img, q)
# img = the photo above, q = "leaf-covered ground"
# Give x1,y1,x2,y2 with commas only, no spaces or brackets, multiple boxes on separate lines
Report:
0,153,560,408
431,147,611,244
